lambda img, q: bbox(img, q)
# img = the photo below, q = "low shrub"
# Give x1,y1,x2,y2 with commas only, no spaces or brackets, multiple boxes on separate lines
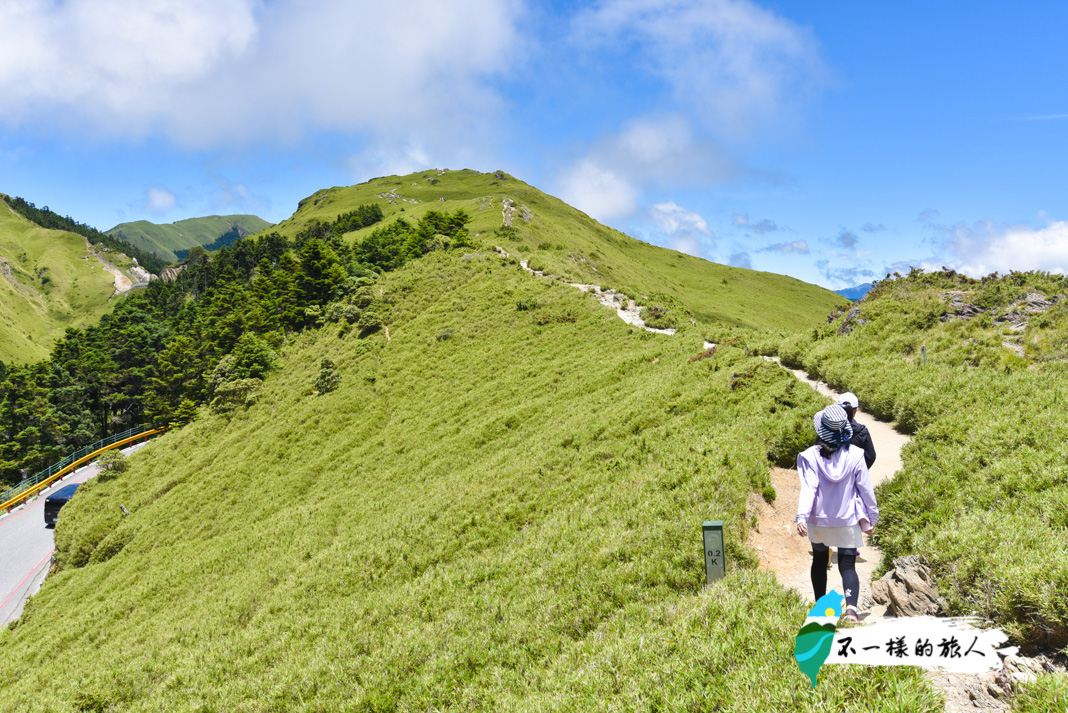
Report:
313,358,341,394
96,451,128,478
640,304,676,330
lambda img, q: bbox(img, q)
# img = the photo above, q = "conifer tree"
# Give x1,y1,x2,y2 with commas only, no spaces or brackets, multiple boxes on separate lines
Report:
0,364,61,483
297,238,347,311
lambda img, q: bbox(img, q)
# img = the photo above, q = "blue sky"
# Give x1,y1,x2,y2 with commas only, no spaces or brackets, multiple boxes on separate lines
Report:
0,0,1065,289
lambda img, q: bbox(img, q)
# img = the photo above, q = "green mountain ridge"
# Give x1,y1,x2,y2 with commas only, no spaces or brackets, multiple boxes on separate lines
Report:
0,201,133,364
107,214,272,263
264,169,844,331
7,171,1021,710
0,250,938,711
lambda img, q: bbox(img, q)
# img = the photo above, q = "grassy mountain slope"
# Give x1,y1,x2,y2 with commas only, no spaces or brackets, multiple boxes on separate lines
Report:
0,251,939,710
267,169,844,331
0,203,124,363
107,215,272,263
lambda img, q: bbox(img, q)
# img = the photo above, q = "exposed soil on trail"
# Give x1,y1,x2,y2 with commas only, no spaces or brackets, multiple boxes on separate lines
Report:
494,245,675,335
501,251,1053,710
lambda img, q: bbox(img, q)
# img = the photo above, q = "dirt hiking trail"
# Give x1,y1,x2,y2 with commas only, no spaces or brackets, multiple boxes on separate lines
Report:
751,358,910,613
751,359,1049,712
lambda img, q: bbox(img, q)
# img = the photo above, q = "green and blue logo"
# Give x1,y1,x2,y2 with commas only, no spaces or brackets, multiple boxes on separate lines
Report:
793,590,842,688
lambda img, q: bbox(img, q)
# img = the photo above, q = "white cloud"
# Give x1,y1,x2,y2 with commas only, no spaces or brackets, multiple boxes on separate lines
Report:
883,259,946,277
0,0,521,146
0,0,258,132
348,144,435,182
649,201,713,256
604,115,736,183
572,0,825,138
732,213,749,226
555,0,824,226
554,114,736,222
946,220,1068,276
816,259,874,286
650,201,710,235
557,159,639,222
146,187,177,212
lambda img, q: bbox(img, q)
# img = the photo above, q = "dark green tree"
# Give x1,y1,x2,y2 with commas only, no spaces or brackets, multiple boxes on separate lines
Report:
297,238,348,309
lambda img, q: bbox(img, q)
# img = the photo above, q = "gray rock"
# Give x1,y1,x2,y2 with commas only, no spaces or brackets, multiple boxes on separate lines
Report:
871,554,947,616
1021,292,1053,312
838,307,863,335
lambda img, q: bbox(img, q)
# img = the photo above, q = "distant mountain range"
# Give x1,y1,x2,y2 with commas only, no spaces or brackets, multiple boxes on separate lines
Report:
107,215,272,263
835,282,873,300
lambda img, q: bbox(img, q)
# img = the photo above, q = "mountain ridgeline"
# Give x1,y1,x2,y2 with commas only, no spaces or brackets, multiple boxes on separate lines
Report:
107,214,273,263
0,198,453,483
0,170,842,485
2,194,166,274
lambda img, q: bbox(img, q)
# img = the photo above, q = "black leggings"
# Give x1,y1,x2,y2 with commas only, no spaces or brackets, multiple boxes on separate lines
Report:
811,544,860,607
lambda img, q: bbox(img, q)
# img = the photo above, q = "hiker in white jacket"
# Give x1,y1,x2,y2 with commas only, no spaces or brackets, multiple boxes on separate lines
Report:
796,404,879,622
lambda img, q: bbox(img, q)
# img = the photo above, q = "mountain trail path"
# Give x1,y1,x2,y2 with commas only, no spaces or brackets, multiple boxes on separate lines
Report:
750,357,909,611
494,246,675,335
753,358,1031,712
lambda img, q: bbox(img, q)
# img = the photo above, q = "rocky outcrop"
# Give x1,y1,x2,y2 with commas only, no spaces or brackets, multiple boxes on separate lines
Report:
501,199,533,227
838,306,869,335
129,265,153,283
994,292,1062,332
940,290,1062,331
159,265,187,283
871,554,947,616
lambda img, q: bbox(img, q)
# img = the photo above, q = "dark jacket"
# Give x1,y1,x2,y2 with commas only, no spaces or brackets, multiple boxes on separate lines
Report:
849,420,876,469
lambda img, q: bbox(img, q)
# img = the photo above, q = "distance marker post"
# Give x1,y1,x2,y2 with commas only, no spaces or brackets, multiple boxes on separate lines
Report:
702,520,725,584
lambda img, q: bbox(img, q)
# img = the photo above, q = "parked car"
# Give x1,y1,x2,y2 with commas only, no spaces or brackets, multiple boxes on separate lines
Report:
44,483,80,527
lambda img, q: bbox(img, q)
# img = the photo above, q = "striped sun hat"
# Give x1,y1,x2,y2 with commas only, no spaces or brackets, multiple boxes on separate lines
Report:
813,404,852,449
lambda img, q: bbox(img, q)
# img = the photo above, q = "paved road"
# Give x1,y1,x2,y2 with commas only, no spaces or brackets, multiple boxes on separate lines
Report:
0,442,147,626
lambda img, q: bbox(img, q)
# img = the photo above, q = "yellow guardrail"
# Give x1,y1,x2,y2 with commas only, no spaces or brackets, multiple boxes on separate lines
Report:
1,428,165,513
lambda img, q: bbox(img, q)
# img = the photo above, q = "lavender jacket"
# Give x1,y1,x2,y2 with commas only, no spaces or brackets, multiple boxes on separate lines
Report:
795,444,879,528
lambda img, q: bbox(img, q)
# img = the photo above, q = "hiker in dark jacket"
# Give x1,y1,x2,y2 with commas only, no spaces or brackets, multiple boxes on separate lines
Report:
839,392,876,470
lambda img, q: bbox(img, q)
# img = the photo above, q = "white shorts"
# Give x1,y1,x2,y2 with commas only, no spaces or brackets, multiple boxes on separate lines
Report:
809,524,865,548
